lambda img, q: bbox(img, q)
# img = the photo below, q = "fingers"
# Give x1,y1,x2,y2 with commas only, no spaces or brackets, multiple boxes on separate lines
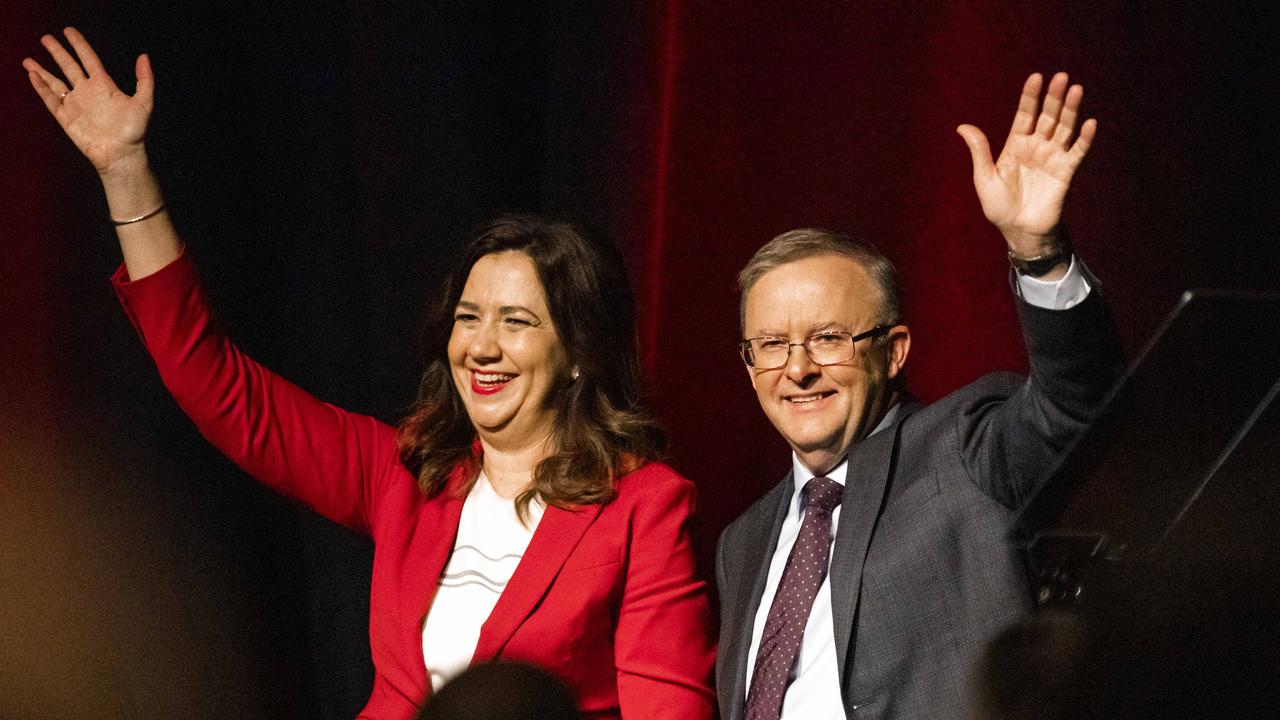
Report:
1033,72,1070,138
956,124,995,180
1068,117,1097,163
1007,73,1042,138
1053,84,1084,146
1012,71,1093,153
25,67,65,117
135,54,154,108
63,27,107,77
40,31,86,88
22,57,70,96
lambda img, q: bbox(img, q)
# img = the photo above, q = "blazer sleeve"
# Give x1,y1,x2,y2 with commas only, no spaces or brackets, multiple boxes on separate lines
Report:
958,285,1126,509
112,252,399,534
614,474,717,719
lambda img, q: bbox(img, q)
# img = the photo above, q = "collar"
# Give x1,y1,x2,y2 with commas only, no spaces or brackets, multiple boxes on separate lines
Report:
787,402,900,515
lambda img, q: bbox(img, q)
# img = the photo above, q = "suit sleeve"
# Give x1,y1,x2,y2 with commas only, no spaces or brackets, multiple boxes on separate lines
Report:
112,252,398,534
958,282,1126,509
715,529,730,608
614,475,717,719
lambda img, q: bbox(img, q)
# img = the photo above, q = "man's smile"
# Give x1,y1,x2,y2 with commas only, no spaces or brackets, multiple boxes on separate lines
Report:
784,390,837,404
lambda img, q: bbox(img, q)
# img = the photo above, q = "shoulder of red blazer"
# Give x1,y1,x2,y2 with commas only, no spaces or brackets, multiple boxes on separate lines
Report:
611,461,697,503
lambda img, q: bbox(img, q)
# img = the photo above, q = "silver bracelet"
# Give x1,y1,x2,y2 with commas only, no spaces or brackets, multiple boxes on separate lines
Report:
111,201,167,226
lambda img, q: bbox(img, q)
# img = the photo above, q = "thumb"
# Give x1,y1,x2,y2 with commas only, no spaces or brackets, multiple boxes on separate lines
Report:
955,124,994,180
135,53,154,109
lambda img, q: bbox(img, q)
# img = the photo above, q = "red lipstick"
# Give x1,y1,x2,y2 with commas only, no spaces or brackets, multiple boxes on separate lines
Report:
471,371,512,395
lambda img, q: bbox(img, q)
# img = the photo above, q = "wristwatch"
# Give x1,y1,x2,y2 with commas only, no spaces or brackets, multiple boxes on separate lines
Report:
1008,230,1072,277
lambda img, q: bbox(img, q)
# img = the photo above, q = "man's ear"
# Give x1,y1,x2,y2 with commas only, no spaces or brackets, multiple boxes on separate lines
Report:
885,325,911,380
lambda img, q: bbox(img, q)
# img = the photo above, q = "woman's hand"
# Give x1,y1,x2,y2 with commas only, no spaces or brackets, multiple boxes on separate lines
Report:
23,27,154,178
25,27,179,279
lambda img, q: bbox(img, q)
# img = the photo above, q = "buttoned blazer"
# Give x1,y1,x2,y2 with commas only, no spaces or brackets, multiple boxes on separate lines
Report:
716,290,1124,720
113,253,716,720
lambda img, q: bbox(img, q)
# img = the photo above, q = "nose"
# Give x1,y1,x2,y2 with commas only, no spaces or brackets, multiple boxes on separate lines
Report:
467,322,503,364
783,343,820,385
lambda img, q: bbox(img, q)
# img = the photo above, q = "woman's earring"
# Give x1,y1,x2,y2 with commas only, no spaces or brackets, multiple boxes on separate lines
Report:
570,366,580,380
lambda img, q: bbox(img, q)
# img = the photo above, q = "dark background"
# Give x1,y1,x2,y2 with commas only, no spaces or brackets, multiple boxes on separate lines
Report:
3,1,1277,717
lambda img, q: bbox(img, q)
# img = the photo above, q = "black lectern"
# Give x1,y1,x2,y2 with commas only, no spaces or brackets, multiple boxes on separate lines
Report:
1010,289,1280,607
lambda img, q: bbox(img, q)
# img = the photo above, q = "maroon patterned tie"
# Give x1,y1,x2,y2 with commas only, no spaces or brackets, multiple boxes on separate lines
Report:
744,476,844,720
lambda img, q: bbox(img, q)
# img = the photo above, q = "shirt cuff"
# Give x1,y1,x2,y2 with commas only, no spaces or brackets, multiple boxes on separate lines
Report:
1014,254,1092,310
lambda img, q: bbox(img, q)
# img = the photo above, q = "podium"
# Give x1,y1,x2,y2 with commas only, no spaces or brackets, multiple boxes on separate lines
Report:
1010,289,1280,607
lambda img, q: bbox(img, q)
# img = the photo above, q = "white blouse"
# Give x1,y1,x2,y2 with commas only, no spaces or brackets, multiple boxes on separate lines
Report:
420,472,545,690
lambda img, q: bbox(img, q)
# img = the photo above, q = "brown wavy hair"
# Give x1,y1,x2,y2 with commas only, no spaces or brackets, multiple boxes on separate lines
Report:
397,214,665,519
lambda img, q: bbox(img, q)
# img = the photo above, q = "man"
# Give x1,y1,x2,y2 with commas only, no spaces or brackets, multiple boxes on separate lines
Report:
715,72,1125,720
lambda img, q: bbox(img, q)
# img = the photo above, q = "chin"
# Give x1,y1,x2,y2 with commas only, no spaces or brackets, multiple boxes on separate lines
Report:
784,418,840,442
465,404,512,430
783,431,842,456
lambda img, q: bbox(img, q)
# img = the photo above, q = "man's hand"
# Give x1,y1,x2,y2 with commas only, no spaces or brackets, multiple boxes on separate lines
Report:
956,72,1095,257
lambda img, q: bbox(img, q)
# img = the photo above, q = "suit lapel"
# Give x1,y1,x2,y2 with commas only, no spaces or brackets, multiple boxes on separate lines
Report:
723,474,794,720
829,406,911,685
470,501,603,662
406,467,470,687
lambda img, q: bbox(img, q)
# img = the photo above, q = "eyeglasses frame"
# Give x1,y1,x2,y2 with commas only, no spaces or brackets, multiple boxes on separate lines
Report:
739,324,896,369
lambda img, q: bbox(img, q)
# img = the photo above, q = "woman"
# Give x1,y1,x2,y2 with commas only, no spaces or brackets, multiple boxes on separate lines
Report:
24,28,715,719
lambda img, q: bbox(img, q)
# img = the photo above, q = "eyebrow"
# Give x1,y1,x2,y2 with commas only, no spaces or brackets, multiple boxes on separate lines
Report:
751,322,844,337
456,300,545,320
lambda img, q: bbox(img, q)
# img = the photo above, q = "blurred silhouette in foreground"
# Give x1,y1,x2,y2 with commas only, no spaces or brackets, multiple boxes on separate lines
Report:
417,661,582,720
971,551,1280,720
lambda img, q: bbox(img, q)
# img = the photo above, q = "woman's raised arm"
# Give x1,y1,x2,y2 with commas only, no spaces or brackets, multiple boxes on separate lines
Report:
24,27,179,279
24,28,398,534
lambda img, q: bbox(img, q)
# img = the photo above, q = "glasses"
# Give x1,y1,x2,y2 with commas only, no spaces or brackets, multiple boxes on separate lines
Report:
739,325,895,369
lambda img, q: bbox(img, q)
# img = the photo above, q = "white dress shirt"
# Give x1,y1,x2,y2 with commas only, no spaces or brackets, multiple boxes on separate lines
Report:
743,259,1090,718
420,473,545,690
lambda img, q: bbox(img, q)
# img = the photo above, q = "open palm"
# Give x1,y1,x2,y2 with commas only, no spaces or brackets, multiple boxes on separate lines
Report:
957,72,1095,243
23,27,154,175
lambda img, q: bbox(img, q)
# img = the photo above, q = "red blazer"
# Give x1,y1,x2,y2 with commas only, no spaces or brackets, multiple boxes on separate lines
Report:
113,253,716,720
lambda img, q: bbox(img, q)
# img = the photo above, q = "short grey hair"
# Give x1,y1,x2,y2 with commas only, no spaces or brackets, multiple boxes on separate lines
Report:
738,228,903,330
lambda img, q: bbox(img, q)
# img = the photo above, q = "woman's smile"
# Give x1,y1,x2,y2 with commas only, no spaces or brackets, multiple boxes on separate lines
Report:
470,370,516,395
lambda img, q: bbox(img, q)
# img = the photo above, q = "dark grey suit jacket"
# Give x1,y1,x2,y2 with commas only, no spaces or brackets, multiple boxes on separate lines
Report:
716,290,1124,720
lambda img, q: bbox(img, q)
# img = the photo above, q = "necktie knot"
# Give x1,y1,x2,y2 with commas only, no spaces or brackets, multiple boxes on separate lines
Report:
803,476,842,513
